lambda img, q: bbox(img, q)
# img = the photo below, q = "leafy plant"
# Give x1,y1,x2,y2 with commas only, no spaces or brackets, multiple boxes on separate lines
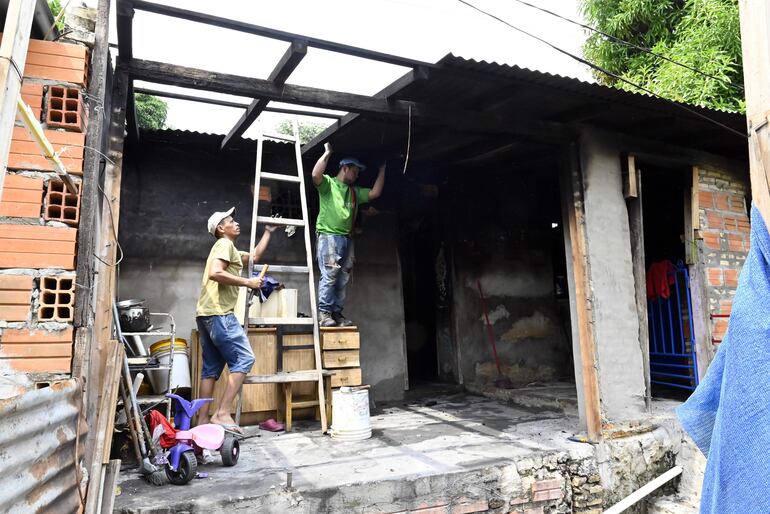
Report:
275,119,329,144
47,0,65,31
135,93,169,130
580,0,744,111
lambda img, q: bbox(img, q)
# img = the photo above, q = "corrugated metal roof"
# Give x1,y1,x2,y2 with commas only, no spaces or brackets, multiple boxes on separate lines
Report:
304,53,747,163
0,379,86,514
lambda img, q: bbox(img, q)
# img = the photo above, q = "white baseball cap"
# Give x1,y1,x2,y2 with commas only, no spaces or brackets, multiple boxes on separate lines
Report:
207,207,235,236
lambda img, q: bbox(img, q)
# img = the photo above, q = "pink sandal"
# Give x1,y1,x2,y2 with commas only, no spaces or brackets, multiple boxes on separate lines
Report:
259,418,285,432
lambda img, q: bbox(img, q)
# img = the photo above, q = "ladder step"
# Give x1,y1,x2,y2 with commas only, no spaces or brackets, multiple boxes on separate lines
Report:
263,132,296,143
260,172,301,183
249,317,315,325
252,264,309,273
257,216,306,227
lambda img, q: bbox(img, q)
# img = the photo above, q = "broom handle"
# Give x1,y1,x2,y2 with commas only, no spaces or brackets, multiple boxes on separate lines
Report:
477,280,503,375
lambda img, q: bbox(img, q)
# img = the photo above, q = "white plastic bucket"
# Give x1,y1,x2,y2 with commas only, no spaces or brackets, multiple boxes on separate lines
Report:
148,338,191,394
330,388,371,441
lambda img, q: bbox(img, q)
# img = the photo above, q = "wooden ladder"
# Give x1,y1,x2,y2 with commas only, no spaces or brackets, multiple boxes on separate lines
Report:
234,120,328,432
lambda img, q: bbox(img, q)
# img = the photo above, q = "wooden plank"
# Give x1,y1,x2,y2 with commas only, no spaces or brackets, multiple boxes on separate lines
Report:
739,0,770,225
321,329,360,350
283,333,315,397
221,40,307,149
691,166,700,232
562,142,602,441
322,349,360,368
128,59,561,141
197,328,280,419
0,0,37,202
99,460,121,514
622,154,638,199
330,368,362,388
627,166,650,411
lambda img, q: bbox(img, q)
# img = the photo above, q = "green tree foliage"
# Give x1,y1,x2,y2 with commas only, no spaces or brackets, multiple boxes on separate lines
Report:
580,0,744,111
135,93,169,130
47,0,65,30
275,119,328,144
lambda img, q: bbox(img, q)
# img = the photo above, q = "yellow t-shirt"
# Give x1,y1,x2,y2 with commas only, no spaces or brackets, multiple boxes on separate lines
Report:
196,238,246,316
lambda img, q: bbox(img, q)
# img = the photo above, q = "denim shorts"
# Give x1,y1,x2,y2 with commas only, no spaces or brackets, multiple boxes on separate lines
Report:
196,313,255,379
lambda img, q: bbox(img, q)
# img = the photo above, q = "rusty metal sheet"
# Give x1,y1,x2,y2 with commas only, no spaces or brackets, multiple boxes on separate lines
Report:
0,379,88,514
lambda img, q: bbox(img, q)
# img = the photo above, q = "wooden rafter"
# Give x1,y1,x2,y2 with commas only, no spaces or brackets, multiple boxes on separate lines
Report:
221,40,307,149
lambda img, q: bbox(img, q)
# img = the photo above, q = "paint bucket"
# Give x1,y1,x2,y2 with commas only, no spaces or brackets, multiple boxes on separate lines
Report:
148,338,191,394
330,387,371,441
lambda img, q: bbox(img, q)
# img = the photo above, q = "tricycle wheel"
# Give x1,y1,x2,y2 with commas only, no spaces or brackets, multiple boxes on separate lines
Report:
221,435,239,467
166,450,197,485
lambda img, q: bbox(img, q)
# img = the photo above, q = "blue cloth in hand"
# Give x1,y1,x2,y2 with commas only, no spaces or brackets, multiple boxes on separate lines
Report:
677,205,770,513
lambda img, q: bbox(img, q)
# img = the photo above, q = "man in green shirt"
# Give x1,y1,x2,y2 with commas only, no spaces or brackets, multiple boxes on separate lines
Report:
195,207,276,433
312,143,385,327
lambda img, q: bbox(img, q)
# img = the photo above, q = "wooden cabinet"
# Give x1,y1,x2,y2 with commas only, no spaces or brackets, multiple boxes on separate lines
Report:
191,328,278,425
320,327,362,388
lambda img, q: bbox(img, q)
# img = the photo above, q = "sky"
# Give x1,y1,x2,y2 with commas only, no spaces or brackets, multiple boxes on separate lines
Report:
93,0,591,137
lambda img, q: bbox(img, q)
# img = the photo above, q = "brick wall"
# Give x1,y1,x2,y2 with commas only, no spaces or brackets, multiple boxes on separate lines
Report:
696,166,750,347
0,37,91,398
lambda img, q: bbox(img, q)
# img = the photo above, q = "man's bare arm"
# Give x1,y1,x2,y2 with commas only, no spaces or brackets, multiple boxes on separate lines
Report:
368,163,386,200
209,259,262,289
312,142,333,186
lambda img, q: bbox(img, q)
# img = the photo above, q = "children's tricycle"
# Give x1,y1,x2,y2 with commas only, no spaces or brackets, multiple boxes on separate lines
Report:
165,393,239,485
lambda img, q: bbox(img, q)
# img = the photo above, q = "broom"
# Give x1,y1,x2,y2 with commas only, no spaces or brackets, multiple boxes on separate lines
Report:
476,280,515,389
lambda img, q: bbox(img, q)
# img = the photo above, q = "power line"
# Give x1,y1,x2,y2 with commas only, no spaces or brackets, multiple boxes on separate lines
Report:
510,0,744,92
456,0,747,140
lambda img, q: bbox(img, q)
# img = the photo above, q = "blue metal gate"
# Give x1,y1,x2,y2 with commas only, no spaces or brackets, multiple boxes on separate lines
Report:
648,263,699,391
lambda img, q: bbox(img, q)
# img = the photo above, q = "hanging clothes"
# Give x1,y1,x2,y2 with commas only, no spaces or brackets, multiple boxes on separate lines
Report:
646,260,676,299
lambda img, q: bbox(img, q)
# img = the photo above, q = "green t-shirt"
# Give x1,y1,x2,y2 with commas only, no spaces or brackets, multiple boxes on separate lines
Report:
196,238,245,316
315,175,370,235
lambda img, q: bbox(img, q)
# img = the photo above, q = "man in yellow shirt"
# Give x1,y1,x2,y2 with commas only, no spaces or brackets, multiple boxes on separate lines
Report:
195,207,276,433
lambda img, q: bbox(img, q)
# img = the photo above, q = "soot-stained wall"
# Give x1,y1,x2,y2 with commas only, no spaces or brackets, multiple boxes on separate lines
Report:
446,164,572,387
118,131,407,401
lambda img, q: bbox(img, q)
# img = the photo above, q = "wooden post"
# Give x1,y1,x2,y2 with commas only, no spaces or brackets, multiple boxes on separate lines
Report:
563,142,603,441
0,0,36,200
739,1,770,225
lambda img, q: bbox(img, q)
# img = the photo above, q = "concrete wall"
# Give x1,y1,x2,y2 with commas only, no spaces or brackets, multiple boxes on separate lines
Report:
118,133,407,401
579,129,647,421
447,168,572,387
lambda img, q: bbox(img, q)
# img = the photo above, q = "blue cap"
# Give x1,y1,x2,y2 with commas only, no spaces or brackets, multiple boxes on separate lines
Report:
339,157,366,171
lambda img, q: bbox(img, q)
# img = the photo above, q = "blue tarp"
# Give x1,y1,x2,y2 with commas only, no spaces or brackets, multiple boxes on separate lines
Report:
678,205,770,513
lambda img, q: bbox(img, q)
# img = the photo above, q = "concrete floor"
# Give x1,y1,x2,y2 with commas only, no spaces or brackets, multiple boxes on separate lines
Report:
113,390,594,513
113,387,685,514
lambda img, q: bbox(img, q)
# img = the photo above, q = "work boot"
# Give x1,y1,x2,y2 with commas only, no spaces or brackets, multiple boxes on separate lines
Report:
332,312,354,327
319,311,337,327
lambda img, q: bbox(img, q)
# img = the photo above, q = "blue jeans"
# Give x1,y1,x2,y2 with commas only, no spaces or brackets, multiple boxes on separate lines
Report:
196,314,255,379
317,234,354,313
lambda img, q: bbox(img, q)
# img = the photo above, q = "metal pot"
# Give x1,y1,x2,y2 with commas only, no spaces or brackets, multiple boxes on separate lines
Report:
117,299,150,333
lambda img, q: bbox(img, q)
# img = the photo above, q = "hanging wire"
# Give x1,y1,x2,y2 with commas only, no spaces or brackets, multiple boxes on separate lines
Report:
456,0,748,140
402,104,412,174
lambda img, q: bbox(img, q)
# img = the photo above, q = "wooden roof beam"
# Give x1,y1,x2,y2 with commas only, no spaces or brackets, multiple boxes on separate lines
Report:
128,59,563,141
133,87,344,119
221,40,307,149
132,0,431,70
116,0,133,60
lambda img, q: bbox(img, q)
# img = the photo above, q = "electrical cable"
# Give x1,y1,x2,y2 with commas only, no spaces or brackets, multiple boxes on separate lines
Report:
510,0,743,91
456,0,748,140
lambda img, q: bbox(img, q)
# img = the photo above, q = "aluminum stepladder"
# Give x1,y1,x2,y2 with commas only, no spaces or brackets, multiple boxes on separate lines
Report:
235,120,328,433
